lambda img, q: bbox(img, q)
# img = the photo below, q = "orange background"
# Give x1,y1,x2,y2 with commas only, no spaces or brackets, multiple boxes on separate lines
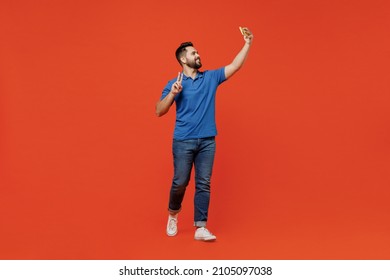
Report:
1,0,389,259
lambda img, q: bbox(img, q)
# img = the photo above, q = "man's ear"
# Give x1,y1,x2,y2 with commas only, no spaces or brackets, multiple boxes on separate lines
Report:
180,56,186,65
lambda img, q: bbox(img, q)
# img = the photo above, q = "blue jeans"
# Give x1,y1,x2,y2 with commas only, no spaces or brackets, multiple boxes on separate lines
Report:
168,137,216,227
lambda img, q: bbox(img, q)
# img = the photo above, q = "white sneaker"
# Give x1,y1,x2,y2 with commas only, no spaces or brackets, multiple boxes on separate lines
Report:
194,227,216,241
166,215,178,236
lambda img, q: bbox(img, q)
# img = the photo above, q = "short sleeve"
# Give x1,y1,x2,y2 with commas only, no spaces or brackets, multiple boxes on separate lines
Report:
160,80,174,101
211,67,226,85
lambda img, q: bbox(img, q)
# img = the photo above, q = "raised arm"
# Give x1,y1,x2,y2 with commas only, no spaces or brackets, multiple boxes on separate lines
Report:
224,27,254,80
156,72,183,117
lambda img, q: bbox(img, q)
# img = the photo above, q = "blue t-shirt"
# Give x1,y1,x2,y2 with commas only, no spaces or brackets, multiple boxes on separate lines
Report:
161,67,226,140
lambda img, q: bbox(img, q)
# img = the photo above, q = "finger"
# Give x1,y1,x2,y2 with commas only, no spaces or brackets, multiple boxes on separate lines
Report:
241,27,251,37
177,72,182,84
178,72,183,84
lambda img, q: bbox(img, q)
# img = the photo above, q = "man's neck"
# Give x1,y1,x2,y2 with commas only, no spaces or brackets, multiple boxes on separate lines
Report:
182,67,198,79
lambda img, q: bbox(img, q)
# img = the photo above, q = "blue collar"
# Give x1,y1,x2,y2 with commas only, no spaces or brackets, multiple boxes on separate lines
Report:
182,71,204,80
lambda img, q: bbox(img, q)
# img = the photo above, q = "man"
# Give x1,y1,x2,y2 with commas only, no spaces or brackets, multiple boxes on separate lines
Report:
156,27,253,241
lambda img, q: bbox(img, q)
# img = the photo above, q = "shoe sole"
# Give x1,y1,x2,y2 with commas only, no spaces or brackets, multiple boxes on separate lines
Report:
167,231,177,237
194,237,217,241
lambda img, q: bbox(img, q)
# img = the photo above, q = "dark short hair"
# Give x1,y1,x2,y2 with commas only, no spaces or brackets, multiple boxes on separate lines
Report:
175,42,193,66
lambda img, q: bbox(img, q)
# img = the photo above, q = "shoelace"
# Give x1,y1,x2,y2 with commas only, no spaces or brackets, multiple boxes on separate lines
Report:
168,218,177,230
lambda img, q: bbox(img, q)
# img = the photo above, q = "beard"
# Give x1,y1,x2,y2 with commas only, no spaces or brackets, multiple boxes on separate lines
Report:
187,58,202,69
